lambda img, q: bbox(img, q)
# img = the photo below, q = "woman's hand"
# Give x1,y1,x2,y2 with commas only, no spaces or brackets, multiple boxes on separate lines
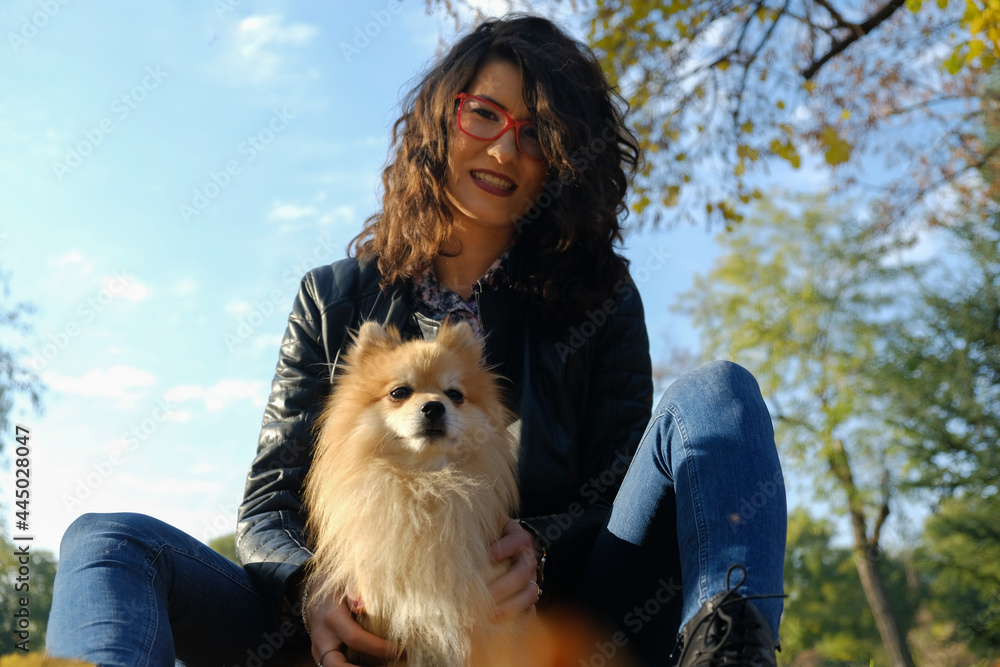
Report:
487,517,542,623
304,584,402,666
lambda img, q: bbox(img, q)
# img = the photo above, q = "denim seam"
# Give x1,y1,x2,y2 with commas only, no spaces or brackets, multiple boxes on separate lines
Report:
610,406,666,506
142,544,166,667
664,401,710,611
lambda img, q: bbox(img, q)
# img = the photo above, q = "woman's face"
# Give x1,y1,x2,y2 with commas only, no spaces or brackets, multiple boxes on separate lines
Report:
444,59,548,234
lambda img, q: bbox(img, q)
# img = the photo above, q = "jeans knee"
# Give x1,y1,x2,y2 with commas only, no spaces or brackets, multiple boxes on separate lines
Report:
663,361,764,411
60,512,161,563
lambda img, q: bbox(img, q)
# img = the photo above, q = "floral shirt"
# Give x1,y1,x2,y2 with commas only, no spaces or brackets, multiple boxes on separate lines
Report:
409,251,510,338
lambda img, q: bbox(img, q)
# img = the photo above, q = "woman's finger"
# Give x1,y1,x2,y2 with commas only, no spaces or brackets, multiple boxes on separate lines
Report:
488,518,534,563
329,607,403,661
491,577,541,623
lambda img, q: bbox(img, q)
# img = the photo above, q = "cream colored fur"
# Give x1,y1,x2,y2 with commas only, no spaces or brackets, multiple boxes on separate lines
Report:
303,321,523,666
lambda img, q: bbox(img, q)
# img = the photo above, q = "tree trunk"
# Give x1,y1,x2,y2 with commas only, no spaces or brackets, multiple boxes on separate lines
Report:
828,438,915,667
850,524,915,667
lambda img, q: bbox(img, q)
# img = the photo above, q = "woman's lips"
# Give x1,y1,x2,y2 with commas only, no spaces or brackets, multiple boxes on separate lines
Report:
470,170,516,197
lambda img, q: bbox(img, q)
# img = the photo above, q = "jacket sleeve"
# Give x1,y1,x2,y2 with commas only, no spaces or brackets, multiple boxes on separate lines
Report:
236,262,357,616
522,279,653,600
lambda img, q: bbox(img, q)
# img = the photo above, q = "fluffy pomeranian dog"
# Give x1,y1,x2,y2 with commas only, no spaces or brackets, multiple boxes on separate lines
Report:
303,320,524,666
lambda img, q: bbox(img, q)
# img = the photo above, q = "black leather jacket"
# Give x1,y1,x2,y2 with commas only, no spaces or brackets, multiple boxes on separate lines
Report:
236,256,653,617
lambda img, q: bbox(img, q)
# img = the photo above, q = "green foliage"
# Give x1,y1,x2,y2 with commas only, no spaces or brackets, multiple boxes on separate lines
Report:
916,493,1000,657
209,532,238,564
882,216,1000,497
676,193,919,664
432,0,997,228
0,274,43,456
880,213,1000,662
676,193,914,510
780,509,919,666
0,532,57,652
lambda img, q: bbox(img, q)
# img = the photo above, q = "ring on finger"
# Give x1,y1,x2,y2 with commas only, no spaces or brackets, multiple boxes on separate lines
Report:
318,648,337,666
528,580,542,599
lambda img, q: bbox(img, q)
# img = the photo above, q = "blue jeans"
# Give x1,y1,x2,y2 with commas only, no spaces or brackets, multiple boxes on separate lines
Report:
46,512,309,667
47,362,783,666
579,361,786,665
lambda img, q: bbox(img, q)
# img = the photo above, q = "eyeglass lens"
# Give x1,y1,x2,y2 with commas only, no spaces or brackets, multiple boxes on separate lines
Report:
459,96,544,161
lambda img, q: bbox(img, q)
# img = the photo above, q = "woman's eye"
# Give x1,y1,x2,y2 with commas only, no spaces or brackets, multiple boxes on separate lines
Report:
390,386,413,400
445,389,465,404
472,107,499,122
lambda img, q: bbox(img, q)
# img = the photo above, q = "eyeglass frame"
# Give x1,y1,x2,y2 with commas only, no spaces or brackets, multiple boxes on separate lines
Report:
453,92,546,162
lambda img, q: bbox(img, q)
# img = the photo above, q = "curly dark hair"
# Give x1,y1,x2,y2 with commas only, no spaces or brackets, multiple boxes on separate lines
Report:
350,14,641,324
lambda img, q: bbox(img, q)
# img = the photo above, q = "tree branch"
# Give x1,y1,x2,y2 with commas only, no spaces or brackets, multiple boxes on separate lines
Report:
802,0,908,80
812,0,853,30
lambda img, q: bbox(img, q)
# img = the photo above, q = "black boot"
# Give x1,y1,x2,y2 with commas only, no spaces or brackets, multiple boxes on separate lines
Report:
670,565,783,667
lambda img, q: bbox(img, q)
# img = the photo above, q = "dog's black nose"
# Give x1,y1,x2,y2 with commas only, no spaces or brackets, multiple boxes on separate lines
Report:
421,401,445,421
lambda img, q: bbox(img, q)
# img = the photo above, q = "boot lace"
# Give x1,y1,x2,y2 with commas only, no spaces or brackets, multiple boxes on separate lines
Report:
673,565,786,666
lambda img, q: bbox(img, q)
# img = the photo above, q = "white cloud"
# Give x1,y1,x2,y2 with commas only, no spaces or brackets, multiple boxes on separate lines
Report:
103,273,149,303
45,365,157,402
164,379,267,412
174,279,199,295
116,473,226,497
219,14,320,84
318,205,355,227
267,202,318,221
240,14,318,52
47,250,93,274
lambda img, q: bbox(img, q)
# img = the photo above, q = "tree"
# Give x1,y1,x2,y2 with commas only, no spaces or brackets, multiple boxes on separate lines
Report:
209,532,238,564
780,509,919,665
0,532,57,652
878,213,1000,661
883,215,1000,497
430,0,1000,229
676,194,918,666
0,270,42,456
916,493,1000,660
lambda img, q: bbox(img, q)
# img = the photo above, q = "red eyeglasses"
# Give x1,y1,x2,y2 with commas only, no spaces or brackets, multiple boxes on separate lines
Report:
454,93,545,162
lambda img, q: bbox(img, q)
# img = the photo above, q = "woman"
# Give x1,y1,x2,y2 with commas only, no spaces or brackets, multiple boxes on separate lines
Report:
48,15,786,667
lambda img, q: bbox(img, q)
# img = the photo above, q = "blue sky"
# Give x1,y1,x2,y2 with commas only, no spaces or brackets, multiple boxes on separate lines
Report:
0,1,836,555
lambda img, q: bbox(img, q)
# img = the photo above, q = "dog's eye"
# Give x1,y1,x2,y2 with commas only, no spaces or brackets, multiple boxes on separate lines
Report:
389,386,413,400
445,388,465,404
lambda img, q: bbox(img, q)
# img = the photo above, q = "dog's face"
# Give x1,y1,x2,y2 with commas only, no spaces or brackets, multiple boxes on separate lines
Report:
334,320,506,466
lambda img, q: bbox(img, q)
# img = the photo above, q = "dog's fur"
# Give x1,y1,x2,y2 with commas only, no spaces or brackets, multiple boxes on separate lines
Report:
303,320,523,666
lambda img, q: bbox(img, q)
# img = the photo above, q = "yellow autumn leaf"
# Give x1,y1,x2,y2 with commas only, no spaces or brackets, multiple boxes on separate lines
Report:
717,60,730,70
945,45,965,74
967,39,986,62
821,127,852,165
737,144,759,160
769,138,802,169
663,185,681,207
776,100,785,109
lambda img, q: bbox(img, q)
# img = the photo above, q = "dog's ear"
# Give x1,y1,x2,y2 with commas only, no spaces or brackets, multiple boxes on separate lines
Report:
351,321,401,355
437,320,483,357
